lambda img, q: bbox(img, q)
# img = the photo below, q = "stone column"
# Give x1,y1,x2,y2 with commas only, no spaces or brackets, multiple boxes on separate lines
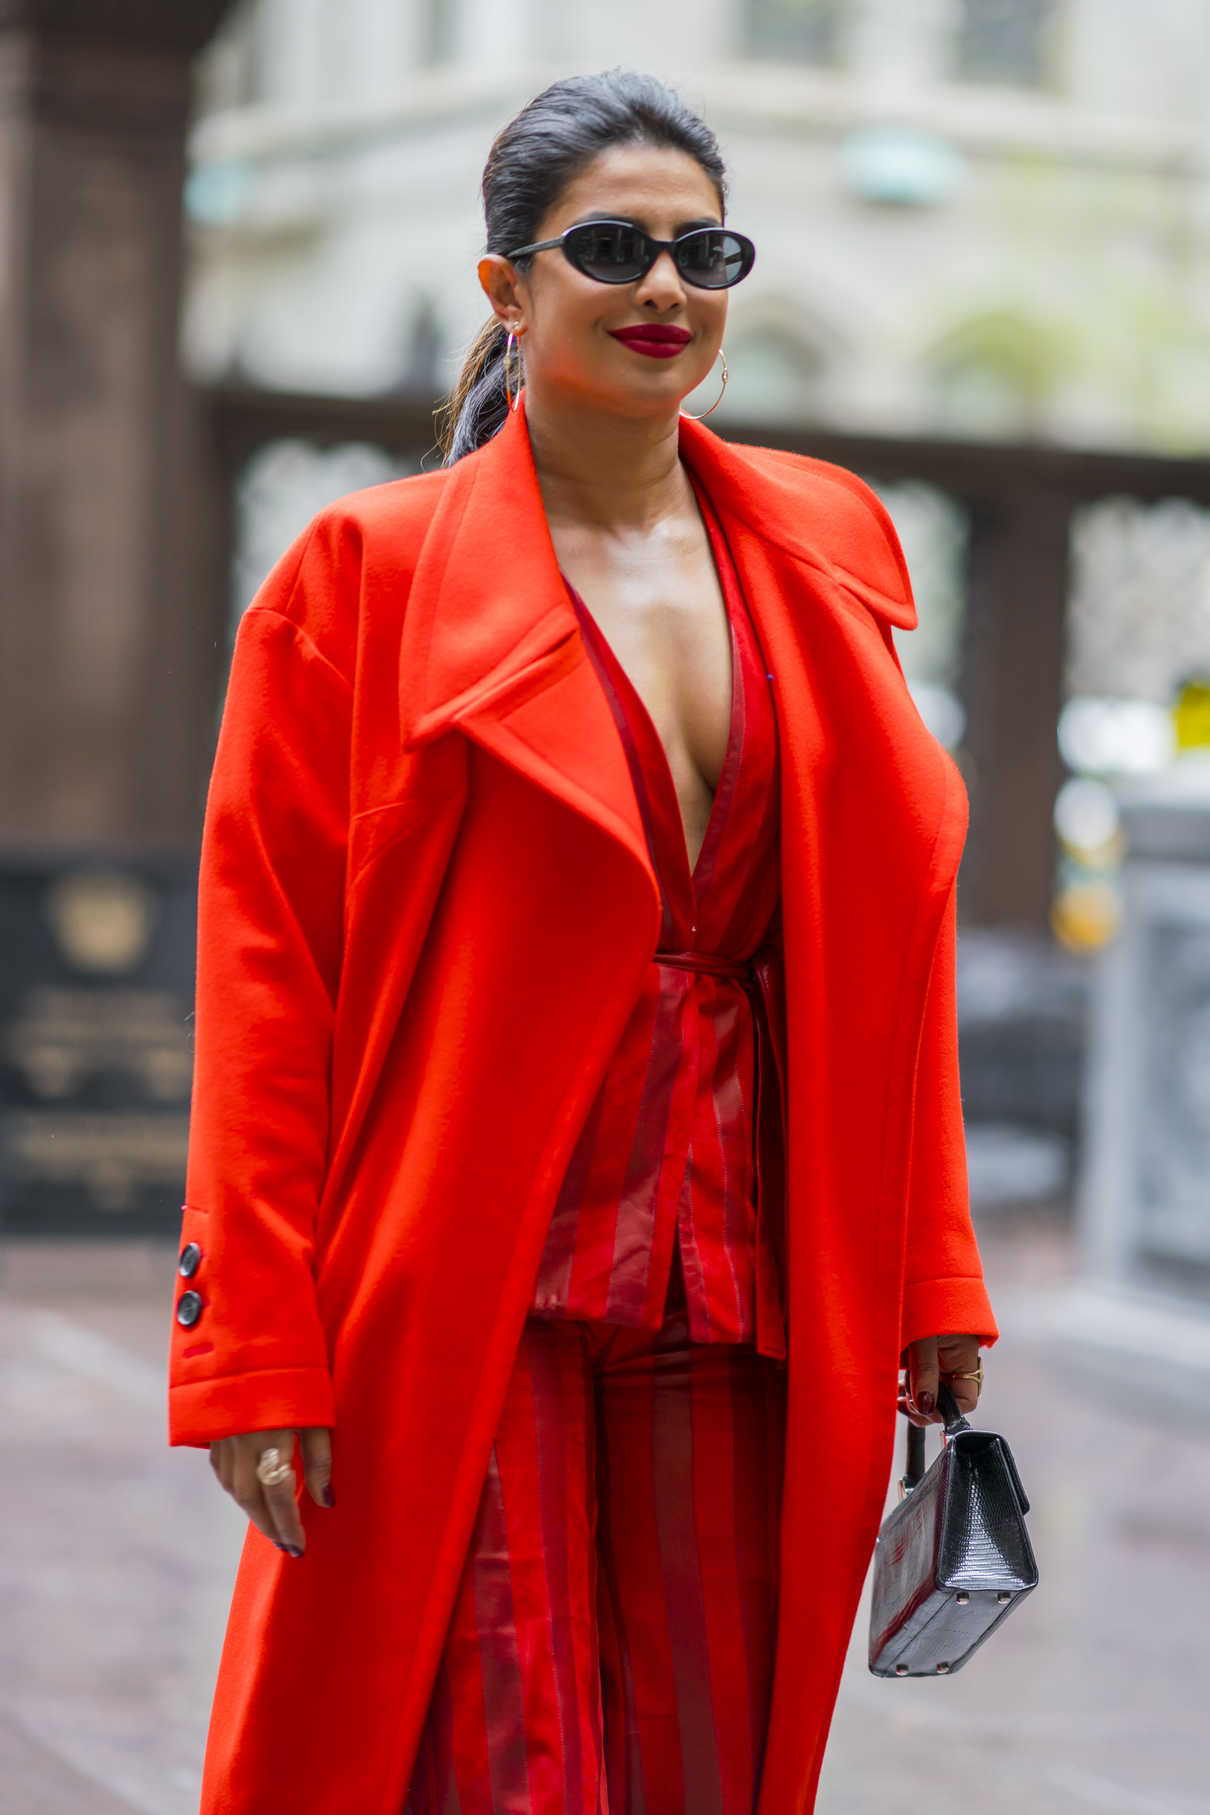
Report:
1077,760,1210,1306
0,3,236,1234
0,0,236,856
960,487,1072,926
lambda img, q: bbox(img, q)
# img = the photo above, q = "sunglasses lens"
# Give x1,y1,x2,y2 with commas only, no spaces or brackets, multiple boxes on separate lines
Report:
566,222,648,282
563,223,755,287
676,230,753,289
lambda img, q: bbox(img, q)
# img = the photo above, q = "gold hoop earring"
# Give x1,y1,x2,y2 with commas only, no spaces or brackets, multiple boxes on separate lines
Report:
680,348,728,421
504,327,524,413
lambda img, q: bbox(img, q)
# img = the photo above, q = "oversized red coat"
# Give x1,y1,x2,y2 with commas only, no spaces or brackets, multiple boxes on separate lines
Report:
168,393,999,1814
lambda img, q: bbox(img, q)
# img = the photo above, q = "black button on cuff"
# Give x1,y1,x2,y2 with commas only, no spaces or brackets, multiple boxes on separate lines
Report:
178,1241,202,1278
176,1289,204,1328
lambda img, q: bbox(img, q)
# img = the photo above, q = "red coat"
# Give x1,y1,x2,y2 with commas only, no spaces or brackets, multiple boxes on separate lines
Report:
168,395,999,1814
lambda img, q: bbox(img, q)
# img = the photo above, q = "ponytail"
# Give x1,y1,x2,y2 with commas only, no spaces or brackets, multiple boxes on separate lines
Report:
435,317,514,465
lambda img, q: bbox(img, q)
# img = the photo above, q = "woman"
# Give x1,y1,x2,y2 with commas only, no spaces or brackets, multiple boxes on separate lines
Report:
169,69,998,1815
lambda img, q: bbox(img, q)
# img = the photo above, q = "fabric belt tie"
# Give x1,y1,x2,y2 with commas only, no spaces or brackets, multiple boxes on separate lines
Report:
654,949,755,982
652,944,788,1360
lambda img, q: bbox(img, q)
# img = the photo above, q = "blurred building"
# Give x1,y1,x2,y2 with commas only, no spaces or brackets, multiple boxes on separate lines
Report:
3,2,1209,1234
184,0,1210,951
185,0,1210,451
178,2,1210,1257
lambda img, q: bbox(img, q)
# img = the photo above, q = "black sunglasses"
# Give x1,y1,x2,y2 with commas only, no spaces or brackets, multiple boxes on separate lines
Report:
507,219,756,290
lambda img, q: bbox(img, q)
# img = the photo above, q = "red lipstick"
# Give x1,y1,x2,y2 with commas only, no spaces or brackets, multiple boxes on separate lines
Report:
608,324,692,359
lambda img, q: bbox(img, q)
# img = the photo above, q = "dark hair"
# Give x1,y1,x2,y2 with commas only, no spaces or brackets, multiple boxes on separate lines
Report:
435,69,728,464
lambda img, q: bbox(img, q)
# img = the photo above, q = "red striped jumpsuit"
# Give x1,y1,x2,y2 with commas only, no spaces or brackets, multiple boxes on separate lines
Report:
405,477,789,1815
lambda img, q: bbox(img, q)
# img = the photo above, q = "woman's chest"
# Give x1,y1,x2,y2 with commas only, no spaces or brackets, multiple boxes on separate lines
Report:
549,535,734,816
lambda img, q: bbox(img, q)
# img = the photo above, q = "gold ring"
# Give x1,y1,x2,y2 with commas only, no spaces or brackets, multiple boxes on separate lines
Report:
256,1445,293,1488
945,1362,984,1392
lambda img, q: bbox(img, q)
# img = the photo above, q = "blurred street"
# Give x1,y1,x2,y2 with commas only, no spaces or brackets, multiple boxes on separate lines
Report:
2,1204,1207,1814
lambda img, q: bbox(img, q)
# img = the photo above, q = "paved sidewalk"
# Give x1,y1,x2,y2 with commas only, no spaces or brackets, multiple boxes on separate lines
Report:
1,1209,1207,1814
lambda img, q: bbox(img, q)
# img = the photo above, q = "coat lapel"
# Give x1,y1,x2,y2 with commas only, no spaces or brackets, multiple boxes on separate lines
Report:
397,394,920,914
399,400,917,746
398,397,658,895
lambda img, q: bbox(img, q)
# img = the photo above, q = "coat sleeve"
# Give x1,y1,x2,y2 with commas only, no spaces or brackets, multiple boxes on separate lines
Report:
167,521,353,1447
834,469,999,1356
899,874,1000,1355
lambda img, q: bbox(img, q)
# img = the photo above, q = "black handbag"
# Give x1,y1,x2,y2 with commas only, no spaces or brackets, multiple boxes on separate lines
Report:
868,1379,1038,1677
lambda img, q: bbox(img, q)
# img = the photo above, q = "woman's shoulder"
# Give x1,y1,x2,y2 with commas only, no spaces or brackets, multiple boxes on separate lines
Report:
722,440,900,556
307,461,456,553
736,440,890,517
241,464,457,679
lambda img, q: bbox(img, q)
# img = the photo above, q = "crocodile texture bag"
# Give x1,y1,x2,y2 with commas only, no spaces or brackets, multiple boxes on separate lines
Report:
868,1379,1038,1677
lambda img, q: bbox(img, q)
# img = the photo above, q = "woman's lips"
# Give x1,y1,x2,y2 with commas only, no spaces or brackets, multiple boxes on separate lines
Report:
608,326,692,360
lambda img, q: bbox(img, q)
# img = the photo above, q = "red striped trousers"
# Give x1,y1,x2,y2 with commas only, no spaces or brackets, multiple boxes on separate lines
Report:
403,1246,788,1814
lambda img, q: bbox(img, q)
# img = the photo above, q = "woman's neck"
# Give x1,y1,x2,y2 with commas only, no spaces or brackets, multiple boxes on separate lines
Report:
522,387,694,537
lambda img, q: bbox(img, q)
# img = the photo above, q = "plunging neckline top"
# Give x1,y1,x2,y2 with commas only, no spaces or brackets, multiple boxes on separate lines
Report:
561,545,740,900
557,475,770,963
528,473,788,1357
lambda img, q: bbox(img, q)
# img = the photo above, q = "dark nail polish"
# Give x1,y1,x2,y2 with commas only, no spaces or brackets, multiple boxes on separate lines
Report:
919,1390,934,1416
285,1544,303,1558
322,1482,334,1508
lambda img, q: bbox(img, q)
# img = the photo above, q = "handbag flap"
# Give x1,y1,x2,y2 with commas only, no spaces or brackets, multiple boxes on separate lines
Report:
930,1401,1030,1516
996,1433,1030,1514
937,1432,1038,1591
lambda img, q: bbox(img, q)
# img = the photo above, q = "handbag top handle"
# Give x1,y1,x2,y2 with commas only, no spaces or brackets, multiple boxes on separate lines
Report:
903,1379,972,1493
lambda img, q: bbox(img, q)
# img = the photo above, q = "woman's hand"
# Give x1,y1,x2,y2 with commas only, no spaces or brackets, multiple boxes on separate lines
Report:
208,1426,334,1557
898,1333,981,1427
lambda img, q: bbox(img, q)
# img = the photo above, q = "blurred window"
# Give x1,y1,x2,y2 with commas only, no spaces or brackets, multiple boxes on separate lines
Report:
224,439,419,716
420,0,454,65
952,0,1058,88
860,478,971,752
193,0,260,112
746,0,843,63
1053,491,1210,948
1066,495,1210,710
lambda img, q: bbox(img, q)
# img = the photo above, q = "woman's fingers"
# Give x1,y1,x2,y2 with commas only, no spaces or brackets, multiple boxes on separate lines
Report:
249,1439,306,1555
937,1332,981,1419
208,1428,307,1554
896,1382,942,1427
905,1334,939,1422
944,1377,980,1417
299,1426,334,1509
897,1332,983,1425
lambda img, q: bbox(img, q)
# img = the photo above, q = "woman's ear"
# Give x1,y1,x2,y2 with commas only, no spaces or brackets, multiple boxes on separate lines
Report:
478,254,523,324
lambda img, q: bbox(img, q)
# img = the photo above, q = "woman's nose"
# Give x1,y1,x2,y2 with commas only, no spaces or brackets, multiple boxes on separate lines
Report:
635,248,686,308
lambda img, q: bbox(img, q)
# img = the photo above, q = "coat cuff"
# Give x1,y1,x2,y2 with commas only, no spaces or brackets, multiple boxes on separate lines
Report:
899,1274,1000,1355
167,1365,336,1448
